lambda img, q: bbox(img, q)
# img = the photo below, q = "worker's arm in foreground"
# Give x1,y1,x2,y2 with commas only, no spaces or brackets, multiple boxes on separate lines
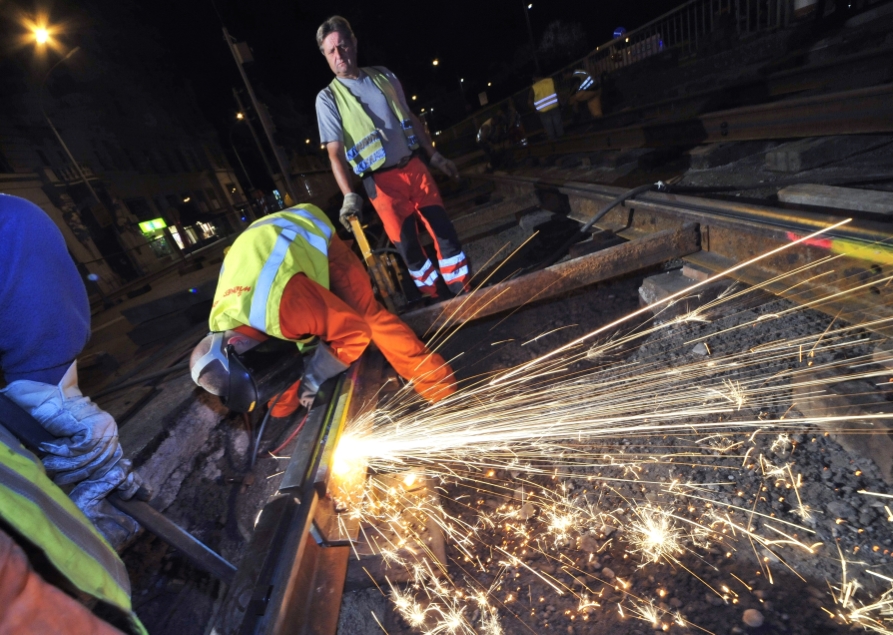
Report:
0,195,139,548
0,526,125,634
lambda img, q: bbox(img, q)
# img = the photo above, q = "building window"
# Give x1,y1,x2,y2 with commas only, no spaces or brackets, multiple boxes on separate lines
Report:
93,150,109,171
144,151,158,173
226,183,243,202
187,148,207,171
124,197,155,221
122,148,137,171
175,149,192,172
0,148,13,173
103,141,126,171
163,151,179,174
206,144,226,169
205,187,221,209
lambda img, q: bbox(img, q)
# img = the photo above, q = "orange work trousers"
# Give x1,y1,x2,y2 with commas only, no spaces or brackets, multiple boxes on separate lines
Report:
271,235,456,416
0,528,124,635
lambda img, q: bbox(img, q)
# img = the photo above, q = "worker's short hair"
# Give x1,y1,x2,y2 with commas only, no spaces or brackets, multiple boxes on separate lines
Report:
316,15,355,52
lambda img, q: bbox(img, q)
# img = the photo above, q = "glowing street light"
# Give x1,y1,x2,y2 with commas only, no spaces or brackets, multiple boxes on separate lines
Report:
521,0,541,74
34,27,49,44
305,138,311,144
412,95,417,101
236,112,244,120
487,81,492,87
432,58,439,67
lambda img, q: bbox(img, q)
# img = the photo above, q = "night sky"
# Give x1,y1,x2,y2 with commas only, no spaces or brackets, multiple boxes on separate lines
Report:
144,0,681,138
5,0,681,182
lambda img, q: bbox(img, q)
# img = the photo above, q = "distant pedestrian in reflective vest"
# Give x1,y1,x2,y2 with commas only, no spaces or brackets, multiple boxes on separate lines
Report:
530,76,564,141
315,15,470,300
191,205,456,418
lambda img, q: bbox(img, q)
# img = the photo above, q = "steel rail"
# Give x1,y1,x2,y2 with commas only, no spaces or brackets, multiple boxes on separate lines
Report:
214,353,384,635
479,174,892,243
467,173,893,334
513,83,893,157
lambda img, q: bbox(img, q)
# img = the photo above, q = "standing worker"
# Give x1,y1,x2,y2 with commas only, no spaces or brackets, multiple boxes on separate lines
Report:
0,194,145,633
315,15,470,301
530,75,564,141
189,204,456,418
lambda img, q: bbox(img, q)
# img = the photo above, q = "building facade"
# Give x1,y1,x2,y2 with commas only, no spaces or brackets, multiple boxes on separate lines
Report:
0,6,251,298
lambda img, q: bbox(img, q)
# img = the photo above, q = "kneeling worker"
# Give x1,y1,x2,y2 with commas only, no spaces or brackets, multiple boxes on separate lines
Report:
190,204,456,417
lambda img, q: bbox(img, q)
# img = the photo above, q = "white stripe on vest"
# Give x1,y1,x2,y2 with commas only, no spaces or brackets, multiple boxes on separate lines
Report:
247,218,329,330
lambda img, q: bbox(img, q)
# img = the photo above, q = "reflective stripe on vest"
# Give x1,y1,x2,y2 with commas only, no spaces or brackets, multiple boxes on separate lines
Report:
210,206,334,339
0,427,138,622
533,78,559,112
329,67,420,177
247,219,328,332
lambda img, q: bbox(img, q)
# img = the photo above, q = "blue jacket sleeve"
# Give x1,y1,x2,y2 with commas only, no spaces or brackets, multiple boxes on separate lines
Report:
0,195,90,385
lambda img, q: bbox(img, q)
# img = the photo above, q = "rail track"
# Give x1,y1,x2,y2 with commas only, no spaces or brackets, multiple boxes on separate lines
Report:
402,171,893,338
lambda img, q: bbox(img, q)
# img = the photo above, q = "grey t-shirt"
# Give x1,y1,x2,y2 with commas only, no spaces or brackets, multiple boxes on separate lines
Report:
316,66,414,170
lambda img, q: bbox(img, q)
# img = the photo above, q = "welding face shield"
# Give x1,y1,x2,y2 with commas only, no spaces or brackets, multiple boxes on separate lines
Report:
191,332,304,413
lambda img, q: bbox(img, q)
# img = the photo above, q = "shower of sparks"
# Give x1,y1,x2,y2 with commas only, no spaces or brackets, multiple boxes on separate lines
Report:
326,225,893,634
831,550,893,634
625,505,686,565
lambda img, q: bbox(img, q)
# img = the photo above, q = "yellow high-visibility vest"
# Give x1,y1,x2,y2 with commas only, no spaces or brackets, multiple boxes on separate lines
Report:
329,67,420,177
0,424,146,634
209,205,335,339
533,78,559,112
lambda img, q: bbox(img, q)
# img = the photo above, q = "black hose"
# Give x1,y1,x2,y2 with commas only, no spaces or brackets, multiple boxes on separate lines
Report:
92,361,190,398
664,172,893,195
529,182,658,271
250,391,284,469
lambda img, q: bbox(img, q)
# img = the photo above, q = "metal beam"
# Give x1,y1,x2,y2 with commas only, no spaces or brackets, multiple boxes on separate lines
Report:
214,354,384,635
478,174,893,336
403,223,701,335
517,83,893,156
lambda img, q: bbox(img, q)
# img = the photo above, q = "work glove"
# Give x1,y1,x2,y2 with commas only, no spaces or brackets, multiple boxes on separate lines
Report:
298,343,350,409
0,361,140,547
430,152,460,180
339,192,364,231
69,461,141,549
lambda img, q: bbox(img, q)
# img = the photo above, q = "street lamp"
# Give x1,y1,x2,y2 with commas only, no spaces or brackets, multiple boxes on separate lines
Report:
228,115,256,192
432,58,439,66
522,1,541,75
38,46,108,210
34,27,49,44
38,43,145,277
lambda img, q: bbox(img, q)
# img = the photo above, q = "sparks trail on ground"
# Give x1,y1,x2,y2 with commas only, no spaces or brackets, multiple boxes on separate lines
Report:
330,223,893,634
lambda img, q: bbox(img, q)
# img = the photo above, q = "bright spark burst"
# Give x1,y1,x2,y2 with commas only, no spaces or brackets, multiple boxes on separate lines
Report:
625,505,685,565
327,225,893,634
